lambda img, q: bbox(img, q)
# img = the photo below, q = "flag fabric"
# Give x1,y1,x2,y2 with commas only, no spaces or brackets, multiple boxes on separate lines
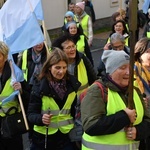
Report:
8,54,24,83
0,23,3,41
142,0,150,14
0,0,44,54
30,0,44,20
1,90,19,106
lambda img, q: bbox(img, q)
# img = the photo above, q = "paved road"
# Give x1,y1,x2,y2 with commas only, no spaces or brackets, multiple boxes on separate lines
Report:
91,37,107,73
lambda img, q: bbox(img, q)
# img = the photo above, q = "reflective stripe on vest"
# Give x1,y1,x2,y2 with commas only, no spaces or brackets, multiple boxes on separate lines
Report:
0,79,19,116
82,88,143,150
82,137,139,150
76,35,85,54
34,91,76,135
80,15,89,37
77,59,88,96
22,50,28,81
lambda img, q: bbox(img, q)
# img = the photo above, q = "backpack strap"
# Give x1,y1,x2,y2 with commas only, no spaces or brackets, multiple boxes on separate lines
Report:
93,81,107,102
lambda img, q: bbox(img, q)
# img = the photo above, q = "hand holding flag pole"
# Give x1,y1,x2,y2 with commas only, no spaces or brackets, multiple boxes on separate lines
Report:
9,57,29,131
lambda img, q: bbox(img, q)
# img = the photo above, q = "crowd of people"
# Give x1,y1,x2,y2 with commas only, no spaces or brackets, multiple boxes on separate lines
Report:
1,0,150,150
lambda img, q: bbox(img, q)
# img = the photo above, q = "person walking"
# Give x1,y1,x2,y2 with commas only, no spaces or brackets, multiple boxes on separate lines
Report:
52,35,97,97
107,20,129,46
17,41,49,147
62,11,78,32
75,2,93,47
18,42,48,90
64,21,93,65
134,37,150,150
0,41,30,150
27,48,81,150
97,32,130,76
82,0,96,24
81,50,150,150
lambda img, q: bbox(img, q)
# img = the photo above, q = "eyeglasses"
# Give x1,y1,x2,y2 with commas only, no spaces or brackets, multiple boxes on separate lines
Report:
64,45,76,50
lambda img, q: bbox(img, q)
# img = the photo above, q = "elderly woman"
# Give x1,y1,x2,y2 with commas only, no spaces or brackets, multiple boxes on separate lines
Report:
27,48,81,150
97,32,130,76
81,50,150,150
134,37,150,150
0,41,30,150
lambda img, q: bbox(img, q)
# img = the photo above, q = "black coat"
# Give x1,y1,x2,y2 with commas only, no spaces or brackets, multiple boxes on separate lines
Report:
27,74,81,148
27,74,81,126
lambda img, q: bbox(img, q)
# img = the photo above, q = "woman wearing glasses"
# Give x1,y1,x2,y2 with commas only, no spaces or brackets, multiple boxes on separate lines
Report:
52,35,97,149
52,35,96,96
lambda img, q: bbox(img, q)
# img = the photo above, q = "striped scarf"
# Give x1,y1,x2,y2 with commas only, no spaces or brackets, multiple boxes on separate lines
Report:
134,61,150,94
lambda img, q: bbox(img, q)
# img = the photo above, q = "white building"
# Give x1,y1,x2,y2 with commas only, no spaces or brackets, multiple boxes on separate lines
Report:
42,0,144,31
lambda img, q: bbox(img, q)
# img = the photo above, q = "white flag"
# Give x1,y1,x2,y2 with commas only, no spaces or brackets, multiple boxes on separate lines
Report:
0,0,44,54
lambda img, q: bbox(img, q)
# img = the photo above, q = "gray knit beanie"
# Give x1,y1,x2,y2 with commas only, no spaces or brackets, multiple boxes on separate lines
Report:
101,50,130,75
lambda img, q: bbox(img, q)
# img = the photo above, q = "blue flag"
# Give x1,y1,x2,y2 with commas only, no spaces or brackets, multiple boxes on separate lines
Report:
31,0,44,20
0,0,44,54
8,54,24,83
1,90,19,106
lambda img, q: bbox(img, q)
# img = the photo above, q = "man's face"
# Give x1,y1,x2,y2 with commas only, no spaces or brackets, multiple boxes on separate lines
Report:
68,4,75,13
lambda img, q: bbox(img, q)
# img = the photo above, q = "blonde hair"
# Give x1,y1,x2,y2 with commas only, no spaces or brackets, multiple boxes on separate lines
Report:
0,41,9,57
134,37,150,62
117,8,126,16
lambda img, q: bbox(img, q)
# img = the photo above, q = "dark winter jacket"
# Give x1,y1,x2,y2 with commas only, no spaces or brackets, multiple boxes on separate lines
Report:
18,45,47,88
27,74,81,147
84,0,96,23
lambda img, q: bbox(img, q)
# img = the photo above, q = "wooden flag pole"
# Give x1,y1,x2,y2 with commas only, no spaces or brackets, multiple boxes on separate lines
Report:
128,0,138,109
9,60,29,130
120,0,122,9
42,20,51,55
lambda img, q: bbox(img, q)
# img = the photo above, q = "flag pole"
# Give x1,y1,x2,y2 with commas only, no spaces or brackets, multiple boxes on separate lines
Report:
128,0,138,109
120,0,122,9
9,59,29,130
42,20,51,55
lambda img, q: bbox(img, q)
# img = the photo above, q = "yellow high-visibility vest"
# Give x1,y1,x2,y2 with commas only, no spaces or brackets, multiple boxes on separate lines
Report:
82,88,143,150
